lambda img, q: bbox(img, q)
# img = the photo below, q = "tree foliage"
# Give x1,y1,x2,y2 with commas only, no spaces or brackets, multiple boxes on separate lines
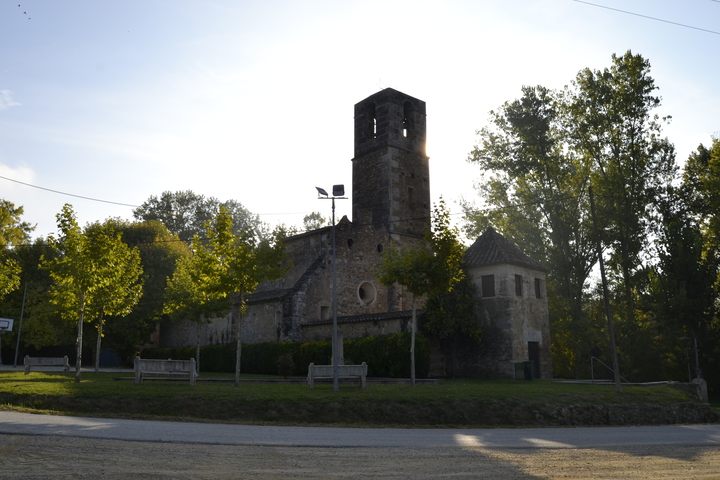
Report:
101,220,190,361
683,137,720,252
0,238,74,355
133,190,267,243
378,198,464,384
42,205,143,382
302,211,328,232
465,51,679,380
0,199,33,298
422,274,481,377
164,206,287,382
569,51,676,333
465,85,595,377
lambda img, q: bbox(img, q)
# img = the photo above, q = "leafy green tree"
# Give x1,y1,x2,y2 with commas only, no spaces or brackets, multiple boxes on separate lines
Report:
683,137,720,252
42,205,143,382
163,232,225,371
0,238,74,355
466,52,679,379
0,236,75,365
378,199,464,385
303,212,328,232
568,51,676,348
422,274,481,377
164,206,287,383
678,137,720,390
98,220,190,362
83,220,145,373
0,199,33,298
465,85,596,377
133,190,268,243
646,186,718,381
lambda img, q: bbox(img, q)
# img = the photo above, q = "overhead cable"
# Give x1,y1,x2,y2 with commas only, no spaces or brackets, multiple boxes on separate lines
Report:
0,174,140,207
574,0,720,35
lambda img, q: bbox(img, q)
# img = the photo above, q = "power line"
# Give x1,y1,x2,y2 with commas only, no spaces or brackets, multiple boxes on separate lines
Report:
574,0,720,35
0,175,342,218
0,174,140,208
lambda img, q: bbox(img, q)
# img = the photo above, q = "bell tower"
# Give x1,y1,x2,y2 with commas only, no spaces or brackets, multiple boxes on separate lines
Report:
352,88,430,238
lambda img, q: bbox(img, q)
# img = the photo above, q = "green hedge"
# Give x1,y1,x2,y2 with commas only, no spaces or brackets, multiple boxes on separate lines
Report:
140,332,430,378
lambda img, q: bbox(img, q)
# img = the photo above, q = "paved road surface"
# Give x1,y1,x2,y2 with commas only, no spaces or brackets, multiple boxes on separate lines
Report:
1,411,720,448
1,412,719,479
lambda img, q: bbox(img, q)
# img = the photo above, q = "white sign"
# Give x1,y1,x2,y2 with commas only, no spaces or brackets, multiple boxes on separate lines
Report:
0,318,14,331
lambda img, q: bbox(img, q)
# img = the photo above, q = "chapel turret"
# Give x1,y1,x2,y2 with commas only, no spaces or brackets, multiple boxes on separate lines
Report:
352,88,430,238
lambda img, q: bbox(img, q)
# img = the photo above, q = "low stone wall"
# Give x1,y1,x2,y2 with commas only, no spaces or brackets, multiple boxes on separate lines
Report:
527,402,717,427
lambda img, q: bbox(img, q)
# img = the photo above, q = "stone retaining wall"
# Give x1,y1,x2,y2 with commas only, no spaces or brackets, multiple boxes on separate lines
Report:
526,402,717,427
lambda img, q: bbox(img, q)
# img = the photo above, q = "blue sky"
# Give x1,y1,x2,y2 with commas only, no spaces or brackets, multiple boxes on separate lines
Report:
1,0,719,240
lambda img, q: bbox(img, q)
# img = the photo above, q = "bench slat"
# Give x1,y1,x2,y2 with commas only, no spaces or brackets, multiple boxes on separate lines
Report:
24,356,70,375
308,363,367,389
134,356,197,386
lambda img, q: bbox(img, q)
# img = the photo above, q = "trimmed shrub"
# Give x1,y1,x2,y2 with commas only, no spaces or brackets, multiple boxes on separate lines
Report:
292,340,332,375
241,342,295,375
277,352,294,378
139,332,431,378
345,332,431,378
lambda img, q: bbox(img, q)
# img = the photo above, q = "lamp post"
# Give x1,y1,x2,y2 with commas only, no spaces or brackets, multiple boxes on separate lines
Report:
316,185,347,392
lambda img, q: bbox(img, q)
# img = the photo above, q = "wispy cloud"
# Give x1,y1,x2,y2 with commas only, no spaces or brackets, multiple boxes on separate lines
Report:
0,90,21,111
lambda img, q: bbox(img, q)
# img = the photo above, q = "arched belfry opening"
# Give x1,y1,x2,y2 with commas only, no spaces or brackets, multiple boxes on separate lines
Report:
366,102,377,140
352,88,430,238
402,101,414,137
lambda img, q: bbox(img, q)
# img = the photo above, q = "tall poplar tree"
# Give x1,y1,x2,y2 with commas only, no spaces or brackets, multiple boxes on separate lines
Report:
466,51,678,378
465,85,595,377
568,51,676,336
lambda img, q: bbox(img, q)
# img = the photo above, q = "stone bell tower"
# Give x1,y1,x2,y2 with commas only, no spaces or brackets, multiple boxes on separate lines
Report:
352,88,430,239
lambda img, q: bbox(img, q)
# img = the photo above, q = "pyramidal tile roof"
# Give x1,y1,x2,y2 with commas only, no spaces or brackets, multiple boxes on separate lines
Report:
464,227,549,272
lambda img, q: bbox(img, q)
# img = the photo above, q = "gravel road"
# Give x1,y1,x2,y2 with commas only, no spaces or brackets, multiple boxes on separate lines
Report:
1,411,719,479
1,434,720,479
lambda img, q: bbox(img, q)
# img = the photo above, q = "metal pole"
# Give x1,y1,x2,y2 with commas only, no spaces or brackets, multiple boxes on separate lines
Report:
693,337,702,379
589,186,622,393
331,197,339,391
14,281,28,367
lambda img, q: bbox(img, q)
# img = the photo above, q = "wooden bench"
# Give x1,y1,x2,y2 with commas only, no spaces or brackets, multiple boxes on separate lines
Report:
307,362,367,389
134,356,197,386
24,355,70,375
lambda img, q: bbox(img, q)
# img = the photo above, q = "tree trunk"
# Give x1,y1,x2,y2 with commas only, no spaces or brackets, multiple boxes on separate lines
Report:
94,315,104,375
411,296,416,387
195,323,201,374
75,291,85,384
451,339,457,379
235,290,244,387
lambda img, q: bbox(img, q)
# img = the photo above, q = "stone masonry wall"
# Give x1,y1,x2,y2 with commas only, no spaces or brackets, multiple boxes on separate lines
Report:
463,263,552,379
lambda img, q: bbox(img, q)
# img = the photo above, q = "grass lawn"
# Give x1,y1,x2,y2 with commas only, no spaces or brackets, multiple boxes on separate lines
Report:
0,371,707,427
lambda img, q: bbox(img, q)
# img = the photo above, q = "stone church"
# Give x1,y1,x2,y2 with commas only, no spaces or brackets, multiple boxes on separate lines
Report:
158,88,552,379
